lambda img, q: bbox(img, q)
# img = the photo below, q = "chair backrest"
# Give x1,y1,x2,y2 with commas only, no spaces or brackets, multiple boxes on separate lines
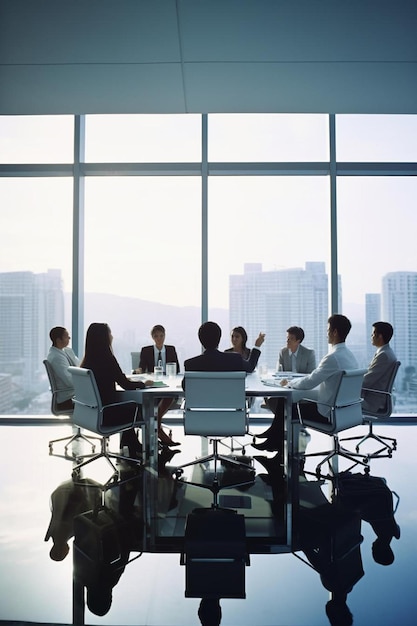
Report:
68,366,103,433
131,351,141,371
43,359,73,416
331,368,368,432
184,371,247,437
362,360,401,418
68,366,139,435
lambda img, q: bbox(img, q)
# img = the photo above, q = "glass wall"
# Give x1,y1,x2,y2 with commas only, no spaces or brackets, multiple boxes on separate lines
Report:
0,113,416,414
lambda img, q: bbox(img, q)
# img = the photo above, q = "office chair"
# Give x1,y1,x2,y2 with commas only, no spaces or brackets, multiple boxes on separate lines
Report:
341,361,401,459
174,371,255,507
297,369,369,478
44,360,100,459
130,351,141,371
68,367,145,489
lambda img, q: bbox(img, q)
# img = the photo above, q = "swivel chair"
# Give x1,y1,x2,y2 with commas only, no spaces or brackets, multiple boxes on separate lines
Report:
297,369,369,478
44,359,99,459
68,367,145,489
341,361,400,459
174,371,254,507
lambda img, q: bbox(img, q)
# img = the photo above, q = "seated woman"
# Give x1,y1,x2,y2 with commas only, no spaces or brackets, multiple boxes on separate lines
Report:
224,326,251,360
224,326,256,407
80,322,155,459
134,324,180,447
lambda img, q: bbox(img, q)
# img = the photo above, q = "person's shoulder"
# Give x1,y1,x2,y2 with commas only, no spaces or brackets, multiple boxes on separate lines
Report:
302,344,315,354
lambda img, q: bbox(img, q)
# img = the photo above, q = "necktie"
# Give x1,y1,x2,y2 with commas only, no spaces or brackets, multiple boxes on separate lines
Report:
158,351,162,366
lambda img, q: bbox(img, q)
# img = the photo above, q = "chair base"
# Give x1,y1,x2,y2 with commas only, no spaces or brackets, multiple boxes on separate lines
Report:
71,437,142,490
302,435,369,479
174,440,255,508
48,427,101,460
340,421,397,459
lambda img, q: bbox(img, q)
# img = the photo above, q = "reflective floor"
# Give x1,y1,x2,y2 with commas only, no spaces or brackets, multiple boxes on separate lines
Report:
0,420,416,626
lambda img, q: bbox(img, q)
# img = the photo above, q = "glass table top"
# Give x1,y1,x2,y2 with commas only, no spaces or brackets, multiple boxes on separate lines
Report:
0,421,416,626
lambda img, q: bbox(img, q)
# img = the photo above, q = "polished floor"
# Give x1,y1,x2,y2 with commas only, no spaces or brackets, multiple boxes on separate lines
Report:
0,419,416,626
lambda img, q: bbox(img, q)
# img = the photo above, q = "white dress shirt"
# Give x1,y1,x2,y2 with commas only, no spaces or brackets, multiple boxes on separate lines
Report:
287,343,358,417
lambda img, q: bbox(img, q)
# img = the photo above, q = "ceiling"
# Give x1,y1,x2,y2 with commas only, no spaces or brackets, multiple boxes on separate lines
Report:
1,0,416,115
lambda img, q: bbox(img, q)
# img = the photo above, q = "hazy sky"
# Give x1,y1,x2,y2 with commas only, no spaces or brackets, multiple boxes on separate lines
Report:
1,114,416,312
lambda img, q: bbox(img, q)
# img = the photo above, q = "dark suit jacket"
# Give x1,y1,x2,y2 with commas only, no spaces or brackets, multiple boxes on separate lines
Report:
184,348,260,373
139,345,180,374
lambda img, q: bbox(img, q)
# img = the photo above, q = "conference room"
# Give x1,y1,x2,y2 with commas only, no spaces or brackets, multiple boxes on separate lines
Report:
1,1,417,625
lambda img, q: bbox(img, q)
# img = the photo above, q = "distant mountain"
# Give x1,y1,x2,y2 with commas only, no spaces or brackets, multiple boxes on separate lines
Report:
65,292,229,370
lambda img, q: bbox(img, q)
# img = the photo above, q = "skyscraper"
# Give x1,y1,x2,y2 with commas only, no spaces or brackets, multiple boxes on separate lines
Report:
365,293,381,363
0,269,64,412
382,272,417,387
229,262,329,368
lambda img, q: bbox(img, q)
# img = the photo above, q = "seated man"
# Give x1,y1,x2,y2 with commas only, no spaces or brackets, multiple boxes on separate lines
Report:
277,326,316,373
362,321,397,413
260,325,316,419
136,324,181,447
253,314,358,451
184,321,264,373
46,326,79,411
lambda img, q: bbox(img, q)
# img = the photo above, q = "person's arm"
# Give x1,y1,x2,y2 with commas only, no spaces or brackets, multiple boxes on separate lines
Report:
285,353,336,389
362,352,388,389
243,332,265,372
111,355,150,390
49,351,75,391
277,348,285,371
138,347,153,374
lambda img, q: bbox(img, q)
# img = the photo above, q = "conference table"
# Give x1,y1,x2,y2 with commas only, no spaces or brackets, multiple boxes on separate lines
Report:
120,370,304,550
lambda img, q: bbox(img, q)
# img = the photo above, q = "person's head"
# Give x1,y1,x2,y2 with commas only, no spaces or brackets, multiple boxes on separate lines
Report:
49,326,70,349
372,321,394,347
198,321,222,350
82,323,113,363
151,324,165,350
231,326,248,351
327,314,352,345
286,326,305,352
49,541,70,562
86,585,113,616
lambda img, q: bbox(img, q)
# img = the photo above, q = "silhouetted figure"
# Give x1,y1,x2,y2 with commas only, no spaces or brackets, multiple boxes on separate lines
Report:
44,478,101,561
297,470,400,626
198,597,222,625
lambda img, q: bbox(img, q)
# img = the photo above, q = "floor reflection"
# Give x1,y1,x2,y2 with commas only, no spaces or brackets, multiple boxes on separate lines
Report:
0,422,416,625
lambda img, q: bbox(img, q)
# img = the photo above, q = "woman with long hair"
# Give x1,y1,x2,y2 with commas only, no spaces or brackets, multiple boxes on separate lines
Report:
79,322,177,457
224,326,250,360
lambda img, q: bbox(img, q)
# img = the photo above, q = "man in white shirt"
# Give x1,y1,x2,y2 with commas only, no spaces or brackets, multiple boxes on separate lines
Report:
253,314,358,451
47,326,79,411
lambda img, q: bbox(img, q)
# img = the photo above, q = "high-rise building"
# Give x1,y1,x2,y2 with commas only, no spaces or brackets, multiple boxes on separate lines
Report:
0,270,64,411
382,272,417,387
365,293,381,363
229,262,329,368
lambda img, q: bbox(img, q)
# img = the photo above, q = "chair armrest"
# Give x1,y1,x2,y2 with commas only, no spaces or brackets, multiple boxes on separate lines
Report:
102,399,142,428
362,387,391,397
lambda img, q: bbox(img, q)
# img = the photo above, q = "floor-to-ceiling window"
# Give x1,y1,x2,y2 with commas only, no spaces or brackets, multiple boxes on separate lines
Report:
0,113,416,414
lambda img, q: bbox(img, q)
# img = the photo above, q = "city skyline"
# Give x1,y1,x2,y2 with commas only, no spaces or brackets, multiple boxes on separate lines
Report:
1,266,416,414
